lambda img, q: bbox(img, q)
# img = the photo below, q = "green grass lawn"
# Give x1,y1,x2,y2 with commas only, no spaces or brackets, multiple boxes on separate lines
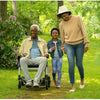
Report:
0,35,100,99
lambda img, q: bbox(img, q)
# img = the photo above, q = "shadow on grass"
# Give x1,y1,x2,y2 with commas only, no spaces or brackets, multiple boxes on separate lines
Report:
16,81,71,99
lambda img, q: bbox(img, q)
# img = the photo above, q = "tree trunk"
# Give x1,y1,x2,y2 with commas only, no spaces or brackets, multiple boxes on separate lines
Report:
0,2,1,17
69,1,76,7
57,1,63,28
58,1,63,12
12,1,18,16
0,1,7,21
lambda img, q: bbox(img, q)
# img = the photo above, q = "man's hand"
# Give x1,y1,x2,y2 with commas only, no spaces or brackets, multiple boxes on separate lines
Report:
51,46,56,50
17,53,21,57
84,47,88,52
44,54,49,58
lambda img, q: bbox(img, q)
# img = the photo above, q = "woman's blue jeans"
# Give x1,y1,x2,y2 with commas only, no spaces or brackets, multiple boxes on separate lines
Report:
65,42,84,84
52,57,63,85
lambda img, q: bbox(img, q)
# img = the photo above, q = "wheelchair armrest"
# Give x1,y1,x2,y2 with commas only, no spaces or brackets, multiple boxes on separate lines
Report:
18,56,21,62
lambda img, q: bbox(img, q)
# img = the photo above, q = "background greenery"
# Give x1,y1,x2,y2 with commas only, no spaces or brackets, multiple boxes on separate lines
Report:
7,1,100,36
0,1,100,99
0,1,100,68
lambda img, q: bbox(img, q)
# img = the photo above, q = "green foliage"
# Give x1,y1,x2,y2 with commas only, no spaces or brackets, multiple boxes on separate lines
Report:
1,1,100,69
7,1,100,37
6,1,99,36
73,1,100,36
0,15,26,69
7,1,58,35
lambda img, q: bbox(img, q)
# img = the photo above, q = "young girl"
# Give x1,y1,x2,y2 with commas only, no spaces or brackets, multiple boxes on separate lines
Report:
47,28,63,88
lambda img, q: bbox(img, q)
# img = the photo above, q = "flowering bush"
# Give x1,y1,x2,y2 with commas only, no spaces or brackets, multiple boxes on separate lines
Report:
0,15,26,69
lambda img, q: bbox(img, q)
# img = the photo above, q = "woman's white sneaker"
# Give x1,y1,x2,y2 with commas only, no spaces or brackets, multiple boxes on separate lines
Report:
69,88,75,92
80,84,84,89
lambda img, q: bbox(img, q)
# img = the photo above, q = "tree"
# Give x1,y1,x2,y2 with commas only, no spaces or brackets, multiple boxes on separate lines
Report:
0,1,7,21
12,1,18,16
58,1,63,13
57,1,63,28
69,1,76,7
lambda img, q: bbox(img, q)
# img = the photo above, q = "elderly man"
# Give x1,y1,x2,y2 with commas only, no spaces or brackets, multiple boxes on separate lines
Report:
18,24,49,87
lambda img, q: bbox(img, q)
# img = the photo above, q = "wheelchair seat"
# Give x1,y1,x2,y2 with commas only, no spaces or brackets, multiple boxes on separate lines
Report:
28,65,39,71
28,65,39,68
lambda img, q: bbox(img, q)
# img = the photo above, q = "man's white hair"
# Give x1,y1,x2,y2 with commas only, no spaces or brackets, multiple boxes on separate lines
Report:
30,24,39,31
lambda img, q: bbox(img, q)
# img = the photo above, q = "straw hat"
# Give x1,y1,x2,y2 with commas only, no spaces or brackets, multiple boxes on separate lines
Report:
57,5,71,19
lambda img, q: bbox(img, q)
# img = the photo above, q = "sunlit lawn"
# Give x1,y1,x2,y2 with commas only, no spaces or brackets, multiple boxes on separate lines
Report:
0,35,100,99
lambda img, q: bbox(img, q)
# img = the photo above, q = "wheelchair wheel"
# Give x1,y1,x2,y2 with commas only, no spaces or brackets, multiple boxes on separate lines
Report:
21,80,26,86
47,76,51,88
46,81,48,90
46,85,48,90
21,76,26,86
45,75,48,90
18,80,21,89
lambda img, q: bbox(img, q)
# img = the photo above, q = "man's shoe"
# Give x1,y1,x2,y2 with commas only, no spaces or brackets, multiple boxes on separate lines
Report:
33,81,39,88
26,81,32,87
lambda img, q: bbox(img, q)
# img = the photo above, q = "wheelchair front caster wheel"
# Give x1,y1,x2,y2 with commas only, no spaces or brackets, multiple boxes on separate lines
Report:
18,81,21,89
46,86,48,90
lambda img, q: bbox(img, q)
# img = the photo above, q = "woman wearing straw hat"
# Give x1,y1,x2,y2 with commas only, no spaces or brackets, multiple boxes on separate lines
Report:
57,5,89,92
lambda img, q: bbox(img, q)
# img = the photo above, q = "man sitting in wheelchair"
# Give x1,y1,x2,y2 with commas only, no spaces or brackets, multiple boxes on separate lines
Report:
18,24,49,88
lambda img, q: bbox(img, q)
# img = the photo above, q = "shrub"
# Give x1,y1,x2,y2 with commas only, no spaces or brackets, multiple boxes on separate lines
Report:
0,15,26,69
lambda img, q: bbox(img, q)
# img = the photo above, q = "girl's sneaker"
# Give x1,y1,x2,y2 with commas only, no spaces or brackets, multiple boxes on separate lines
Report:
56,84,61,88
